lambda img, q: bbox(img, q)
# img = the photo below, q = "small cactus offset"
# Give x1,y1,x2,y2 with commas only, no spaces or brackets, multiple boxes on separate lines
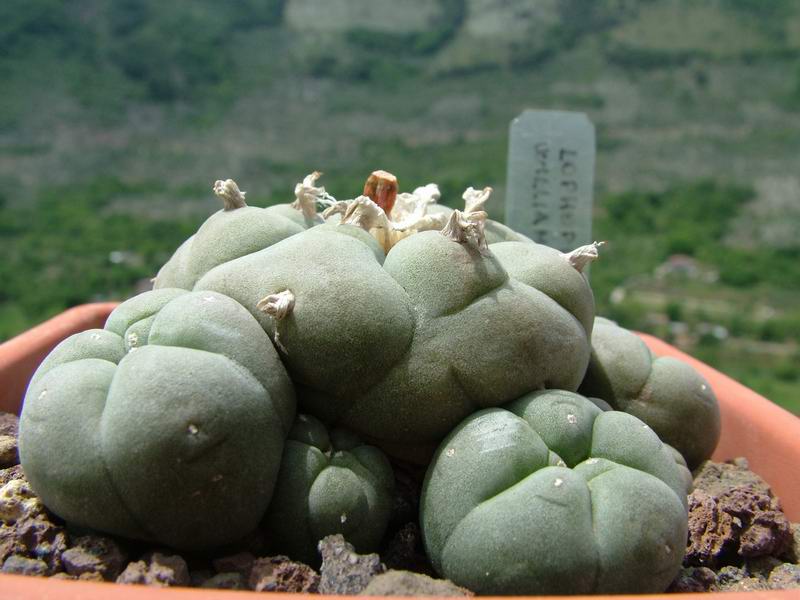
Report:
420,390,691,595
579,317,721,469
264,414,394,566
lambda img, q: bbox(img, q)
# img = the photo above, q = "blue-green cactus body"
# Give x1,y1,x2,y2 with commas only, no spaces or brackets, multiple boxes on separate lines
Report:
19,290,295,549
579,317,721,469
263,414,394,565
153,200,318,290
420,390,690,595
194,224,594,460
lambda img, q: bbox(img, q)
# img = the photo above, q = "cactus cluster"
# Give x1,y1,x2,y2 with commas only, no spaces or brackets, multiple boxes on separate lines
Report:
19,171,721,594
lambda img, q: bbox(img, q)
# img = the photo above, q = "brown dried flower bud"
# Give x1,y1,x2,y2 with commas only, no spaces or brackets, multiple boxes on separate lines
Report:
363,170,398,216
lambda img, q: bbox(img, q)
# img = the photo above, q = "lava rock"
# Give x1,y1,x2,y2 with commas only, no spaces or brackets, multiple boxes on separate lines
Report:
693,458,773,497
0,471,66,574
769,563,800,589
382,523,434,576
729,490,792,558
47,570,105,582
1,554,48,576
116,552,190,587
61,534,127,581
202,572,245,589
0,478,46,522
319,534,385,594
16,516,67,573
745,556,783,579
360,570,473,596
49,572,75,580
0,414,19,470
686,474,792,567
667,566,717,592
684,489,792,567
0,525,19,564
0,519,67,575
787,523,800,562
0,436,18,469
0,413,19,437
0,465,24,487
712,565,769,591
248,555,320,593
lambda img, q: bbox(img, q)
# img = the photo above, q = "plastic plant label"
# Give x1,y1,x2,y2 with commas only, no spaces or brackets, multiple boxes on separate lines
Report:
505,110,595,253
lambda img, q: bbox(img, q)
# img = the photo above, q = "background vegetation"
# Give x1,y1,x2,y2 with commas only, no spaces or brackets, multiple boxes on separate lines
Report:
1,0,798,413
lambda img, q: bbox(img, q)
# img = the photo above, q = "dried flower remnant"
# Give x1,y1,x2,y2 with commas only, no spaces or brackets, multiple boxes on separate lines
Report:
213,179,247,211
440,209,489,254
462,186,492,215
293,172,336,219
391,184,442,229
563,241,605,273
257,290,296,353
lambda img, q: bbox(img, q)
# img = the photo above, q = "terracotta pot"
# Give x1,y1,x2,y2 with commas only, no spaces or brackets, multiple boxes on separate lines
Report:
0,303,118,415
0,304,798,600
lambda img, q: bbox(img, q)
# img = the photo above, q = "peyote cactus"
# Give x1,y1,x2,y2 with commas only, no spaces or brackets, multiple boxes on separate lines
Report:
17,167,723,594
420,389,691,595
19,289,295,549
264,414,394,565
190,176,599,460
579,316,721,469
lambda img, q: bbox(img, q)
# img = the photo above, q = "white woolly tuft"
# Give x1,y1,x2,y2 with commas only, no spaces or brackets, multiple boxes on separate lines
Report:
256,290,296,353
440,209,489,253
340,196,391,232
213,179,247,210
293,171,336,218
256,289,295,320
463,186,492,214
563,241,606,273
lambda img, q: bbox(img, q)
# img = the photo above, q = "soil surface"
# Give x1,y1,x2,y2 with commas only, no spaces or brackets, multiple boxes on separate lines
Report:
1,410,798,594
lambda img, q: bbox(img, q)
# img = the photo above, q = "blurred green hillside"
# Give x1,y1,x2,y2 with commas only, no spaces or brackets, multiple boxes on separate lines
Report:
1,0,798,412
